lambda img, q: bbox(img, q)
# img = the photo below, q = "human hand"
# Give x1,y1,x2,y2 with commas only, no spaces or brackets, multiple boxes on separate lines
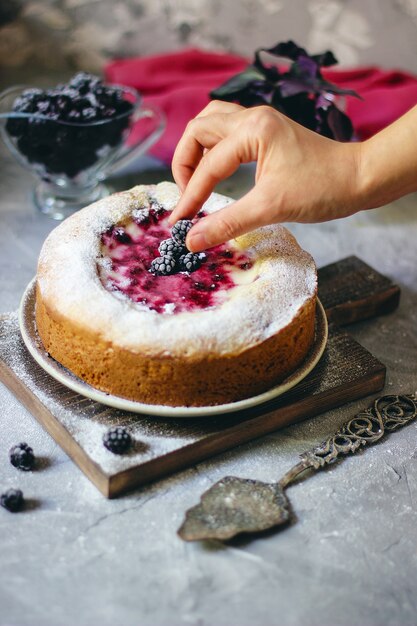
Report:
169,101,363,252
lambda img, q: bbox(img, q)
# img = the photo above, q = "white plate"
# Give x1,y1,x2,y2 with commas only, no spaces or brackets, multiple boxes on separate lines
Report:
19,278,328,418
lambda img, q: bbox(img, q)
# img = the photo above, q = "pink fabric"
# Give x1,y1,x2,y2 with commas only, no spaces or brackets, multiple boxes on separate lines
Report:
323,66,417,139
105,48,417,164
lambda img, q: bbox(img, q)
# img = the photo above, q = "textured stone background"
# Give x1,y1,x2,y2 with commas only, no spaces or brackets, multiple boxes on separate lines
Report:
1,0,417,73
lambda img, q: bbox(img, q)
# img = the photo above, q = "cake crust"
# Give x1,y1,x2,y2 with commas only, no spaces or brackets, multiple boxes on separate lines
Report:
35,182,318,406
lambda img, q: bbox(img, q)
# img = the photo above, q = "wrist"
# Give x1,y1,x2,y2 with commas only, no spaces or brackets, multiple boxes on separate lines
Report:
351,139,384,212
354,138,384,211
355,106,417,210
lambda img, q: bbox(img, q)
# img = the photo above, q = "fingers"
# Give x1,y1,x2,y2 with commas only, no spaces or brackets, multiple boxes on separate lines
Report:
172,112,238,189
171,135,245,224
196,100,244,117
185,187,271,252
170,112,249,224
172,102,243,193
171,133,204,194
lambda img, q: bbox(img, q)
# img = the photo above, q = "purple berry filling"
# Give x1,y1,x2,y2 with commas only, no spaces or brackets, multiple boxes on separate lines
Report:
98,209,254,314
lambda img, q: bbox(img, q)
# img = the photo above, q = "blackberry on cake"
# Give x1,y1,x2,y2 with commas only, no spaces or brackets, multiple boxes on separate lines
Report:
150,255,177,276
9,442,35,471
158,238,185,258
0,488,24,513
35,182,317,407
179,252,201,273
171,220,193,246
113,228,132,244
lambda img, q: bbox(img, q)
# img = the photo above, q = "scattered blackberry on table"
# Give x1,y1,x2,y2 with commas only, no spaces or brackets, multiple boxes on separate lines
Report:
158,238,184,258
171,220,193,246
150,255,177,276
179,252,201,273
9,442,35,471
0,488,24,513
103,427,132,455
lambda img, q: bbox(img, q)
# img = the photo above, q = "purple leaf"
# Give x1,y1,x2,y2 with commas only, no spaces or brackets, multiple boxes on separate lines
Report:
293,55,319,79
311,50,338,67
326,105,354,141
260,40,308,61
210,65,266,99
210,39,361,142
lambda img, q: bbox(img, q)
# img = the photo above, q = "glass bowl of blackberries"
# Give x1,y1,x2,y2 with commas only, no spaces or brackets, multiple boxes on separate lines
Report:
0,73,165,219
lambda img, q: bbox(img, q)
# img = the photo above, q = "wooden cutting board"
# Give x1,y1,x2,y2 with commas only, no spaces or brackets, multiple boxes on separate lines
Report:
0,256,398,497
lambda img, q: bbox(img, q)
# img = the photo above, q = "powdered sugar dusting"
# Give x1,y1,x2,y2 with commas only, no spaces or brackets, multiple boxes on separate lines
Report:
37,182,317,358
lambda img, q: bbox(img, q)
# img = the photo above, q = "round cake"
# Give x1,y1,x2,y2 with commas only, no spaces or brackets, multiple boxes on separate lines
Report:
35,182,317,407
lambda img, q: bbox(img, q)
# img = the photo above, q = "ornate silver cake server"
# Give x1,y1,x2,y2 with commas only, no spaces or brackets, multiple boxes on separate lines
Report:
178,394,417,542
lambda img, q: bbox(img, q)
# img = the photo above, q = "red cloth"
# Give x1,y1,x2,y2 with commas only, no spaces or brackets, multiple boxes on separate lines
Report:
105,48,417,165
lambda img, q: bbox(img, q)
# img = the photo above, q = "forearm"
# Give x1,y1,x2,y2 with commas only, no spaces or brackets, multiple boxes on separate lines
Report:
170,101,417,252
358,105,417,209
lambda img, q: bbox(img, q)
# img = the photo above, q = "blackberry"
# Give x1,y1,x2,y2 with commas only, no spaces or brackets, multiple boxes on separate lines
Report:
12,97,33,113
6,73,134,180
171,220,193,246
69,72,101,95
133,211,150,227
103,427,132,455
179,252,201,273
81,107,97,121
158,238,184,258
113,227,131,244
149,205,167,223
9,442,35,471
150,255,177,276
0,488,24,513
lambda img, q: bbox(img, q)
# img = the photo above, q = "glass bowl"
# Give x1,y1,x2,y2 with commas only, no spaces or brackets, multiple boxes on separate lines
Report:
0,84,165,220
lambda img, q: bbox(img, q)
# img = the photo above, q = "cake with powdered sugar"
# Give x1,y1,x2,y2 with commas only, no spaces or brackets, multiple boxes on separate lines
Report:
35,182,317,407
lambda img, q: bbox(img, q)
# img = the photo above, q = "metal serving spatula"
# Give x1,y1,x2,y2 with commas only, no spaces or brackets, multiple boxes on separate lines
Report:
178,394,417,542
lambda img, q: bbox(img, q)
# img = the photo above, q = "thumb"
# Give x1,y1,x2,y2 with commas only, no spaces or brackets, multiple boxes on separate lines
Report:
186,187,270,252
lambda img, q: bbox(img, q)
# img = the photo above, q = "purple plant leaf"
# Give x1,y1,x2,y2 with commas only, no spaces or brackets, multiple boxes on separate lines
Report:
315,93,333,110
253,56,280,82
320,79,363,99
210,39,360,142
210,65,266,99
279,79,313,97
293,55,319,79
253,40,306,80
259,40,308,61
311,50,338,67
280,77,360,99
324,104,354,141
277,93,317,131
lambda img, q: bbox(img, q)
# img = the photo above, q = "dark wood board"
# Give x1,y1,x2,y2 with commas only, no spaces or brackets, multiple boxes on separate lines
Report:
0,256,396,497
318,255,401,325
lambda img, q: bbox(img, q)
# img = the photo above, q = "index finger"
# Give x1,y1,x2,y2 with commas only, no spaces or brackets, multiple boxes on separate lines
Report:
170,112,243,223
171,134,242,224
172,102,243,192
172,112,234,192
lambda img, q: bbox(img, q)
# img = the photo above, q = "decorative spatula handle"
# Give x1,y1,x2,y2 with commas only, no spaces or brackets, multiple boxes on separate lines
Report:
279,394,417,489
179,394,417,542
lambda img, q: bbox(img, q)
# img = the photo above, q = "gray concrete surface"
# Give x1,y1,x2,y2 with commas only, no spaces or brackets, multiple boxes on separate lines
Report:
1,100,417,625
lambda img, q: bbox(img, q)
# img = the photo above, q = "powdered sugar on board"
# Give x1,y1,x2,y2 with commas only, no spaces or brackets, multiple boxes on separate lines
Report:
37,182,317,358
0,312,198,475
0,307,387,495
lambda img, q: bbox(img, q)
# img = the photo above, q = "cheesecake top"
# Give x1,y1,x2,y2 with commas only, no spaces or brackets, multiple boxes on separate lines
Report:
37,182,317,358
